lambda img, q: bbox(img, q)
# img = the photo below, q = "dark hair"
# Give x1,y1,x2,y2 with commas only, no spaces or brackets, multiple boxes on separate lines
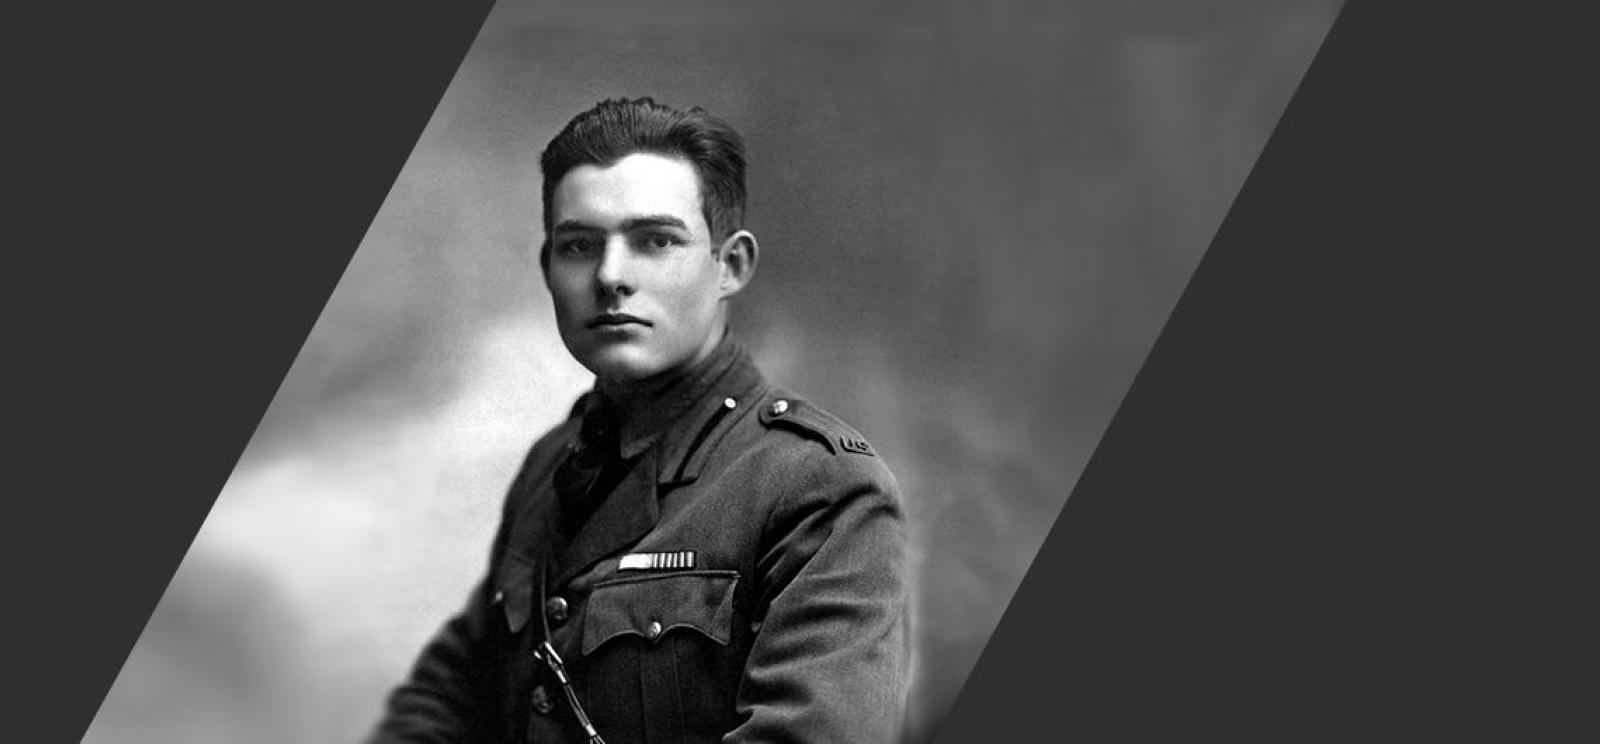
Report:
539,97,747,264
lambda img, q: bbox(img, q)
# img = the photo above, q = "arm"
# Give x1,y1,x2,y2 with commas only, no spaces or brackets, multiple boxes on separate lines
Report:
370,419,574,742
366,520,508,744
725,454,911,744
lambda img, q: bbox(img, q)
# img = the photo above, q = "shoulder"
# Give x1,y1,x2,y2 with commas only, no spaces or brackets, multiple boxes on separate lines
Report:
738,389,906,567
756,389,878,458
537,392,593,453
508,393,589,488
746,388,898,498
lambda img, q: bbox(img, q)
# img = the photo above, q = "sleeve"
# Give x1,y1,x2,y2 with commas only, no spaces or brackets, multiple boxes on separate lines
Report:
723,452,911,744
365,519,508,744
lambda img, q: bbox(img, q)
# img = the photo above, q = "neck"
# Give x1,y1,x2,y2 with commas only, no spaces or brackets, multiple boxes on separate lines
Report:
597,322,730,423
598,370,682,422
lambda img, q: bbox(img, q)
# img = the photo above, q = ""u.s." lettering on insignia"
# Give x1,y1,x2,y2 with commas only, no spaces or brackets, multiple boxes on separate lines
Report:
618,551,697,571
839,436,875,456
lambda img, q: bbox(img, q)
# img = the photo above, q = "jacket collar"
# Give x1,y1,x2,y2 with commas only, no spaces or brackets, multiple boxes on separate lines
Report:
655,344,765,486
578,333,766,485
590,331,745,462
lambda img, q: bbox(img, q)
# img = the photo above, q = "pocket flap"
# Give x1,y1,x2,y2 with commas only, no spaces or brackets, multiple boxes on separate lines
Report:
582,571,739,655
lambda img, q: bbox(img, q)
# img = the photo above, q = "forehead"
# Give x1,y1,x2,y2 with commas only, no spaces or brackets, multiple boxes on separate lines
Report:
552,152,706,230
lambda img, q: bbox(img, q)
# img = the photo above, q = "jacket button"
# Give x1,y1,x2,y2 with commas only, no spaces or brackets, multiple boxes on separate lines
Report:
545,596,569,626
723,396,737,410
531,684,555,715
770,399,789,415
645,619,664,640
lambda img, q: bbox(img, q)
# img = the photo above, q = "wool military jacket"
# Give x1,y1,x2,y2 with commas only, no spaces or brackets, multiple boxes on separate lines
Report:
371,339,909,744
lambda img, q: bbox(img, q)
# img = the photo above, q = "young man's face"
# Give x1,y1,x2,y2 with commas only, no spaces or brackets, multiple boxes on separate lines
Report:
545,152,729,385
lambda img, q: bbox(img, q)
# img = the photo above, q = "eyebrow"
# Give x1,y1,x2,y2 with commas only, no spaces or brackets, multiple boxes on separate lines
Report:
620,215,690,232
552,215,690,235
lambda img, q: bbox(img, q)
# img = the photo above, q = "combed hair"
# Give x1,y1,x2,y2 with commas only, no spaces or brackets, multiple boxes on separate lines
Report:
539,97,747,261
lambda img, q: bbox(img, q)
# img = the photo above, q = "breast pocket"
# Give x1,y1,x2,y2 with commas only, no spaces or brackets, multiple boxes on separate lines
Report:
579,570,741,744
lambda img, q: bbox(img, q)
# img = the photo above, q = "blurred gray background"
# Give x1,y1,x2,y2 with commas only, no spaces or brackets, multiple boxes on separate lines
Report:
86,1,1337,742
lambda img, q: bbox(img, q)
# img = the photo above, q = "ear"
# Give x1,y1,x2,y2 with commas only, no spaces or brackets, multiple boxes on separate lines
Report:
715,229,758,298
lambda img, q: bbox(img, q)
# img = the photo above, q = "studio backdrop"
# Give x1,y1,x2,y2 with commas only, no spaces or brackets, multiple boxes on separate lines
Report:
86,1,1337,742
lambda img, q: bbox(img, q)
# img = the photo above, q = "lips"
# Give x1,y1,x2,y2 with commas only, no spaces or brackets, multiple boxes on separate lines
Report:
587,313,650,329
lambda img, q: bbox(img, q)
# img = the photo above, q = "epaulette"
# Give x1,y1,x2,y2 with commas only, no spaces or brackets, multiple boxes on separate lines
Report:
757,392,877,457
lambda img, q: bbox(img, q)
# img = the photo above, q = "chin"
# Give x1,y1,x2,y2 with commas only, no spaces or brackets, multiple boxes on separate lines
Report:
579,346,667,384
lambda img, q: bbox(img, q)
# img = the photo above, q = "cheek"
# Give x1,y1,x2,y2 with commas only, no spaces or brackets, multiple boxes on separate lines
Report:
547,273,589,317
660,262,721,314
658,286,713,330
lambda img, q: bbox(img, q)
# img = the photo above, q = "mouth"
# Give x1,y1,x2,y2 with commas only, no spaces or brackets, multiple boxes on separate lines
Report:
587,313,650,329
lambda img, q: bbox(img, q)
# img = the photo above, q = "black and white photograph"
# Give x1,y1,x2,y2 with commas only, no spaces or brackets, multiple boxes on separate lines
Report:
81,2,1340,742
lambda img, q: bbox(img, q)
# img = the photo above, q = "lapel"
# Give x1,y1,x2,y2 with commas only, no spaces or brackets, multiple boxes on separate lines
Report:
504,438,569,570
550,446,661,588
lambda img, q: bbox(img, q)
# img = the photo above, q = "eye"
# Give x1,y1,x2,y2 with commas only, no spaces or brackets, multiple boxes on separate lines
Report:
640,232,679,251
555,237,595,256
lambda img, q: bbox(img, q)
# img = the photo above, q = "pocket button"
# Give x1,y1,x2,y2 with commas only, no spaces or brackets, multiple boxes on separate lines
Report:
645,619,663,641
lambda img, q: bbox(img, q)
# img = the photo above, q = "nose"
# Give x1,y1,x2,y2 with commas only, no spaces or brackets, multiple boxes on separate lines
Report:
594,235,634,298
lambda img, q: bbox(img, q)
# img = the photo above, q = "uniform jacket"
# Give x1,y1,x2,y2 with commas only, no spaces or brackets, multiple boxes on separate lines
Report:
371,338,909,744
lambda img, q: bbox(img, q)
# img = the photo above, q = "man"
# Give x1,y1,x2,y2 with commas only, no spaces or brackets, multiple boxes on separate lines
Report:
371,98,909,744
